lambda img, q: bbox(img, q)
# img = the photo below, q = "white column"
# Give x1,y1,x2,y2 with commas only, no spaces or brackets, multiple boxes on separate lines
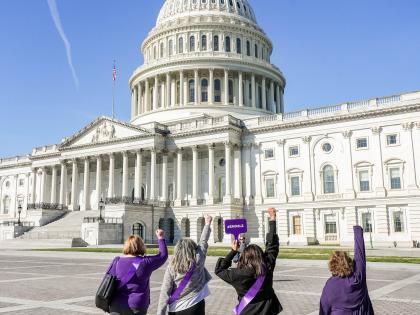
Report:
194,69,199,105
133,86,138,116
244,145,252,203
83,158,90,211
96,156,102,205
145,79,150,112
207,144,215,205
122,152,129,199
166,73,171,108
161,151,168,202
270,81,275,112
179,71,184,106
342,131,356,199
238,71,243,107
30,169,37,204
153,76,158,110
402,123,419,191
137,83,142,114
170,77,176,107
108,153,115,199
224,142,232,203
234,145,242,200
191,145,198,205
59,163,66,206
135,150,143,200
277,140,287,203
175,149,183,206
371,127,386,196
150,148,156,200
262,77,267,110
71,161,78,210
50,165,57,204
40,168,46,204
209,69,214,105
253,144,263,204
276,84,281,114
251,74,256,108
224,69,229,104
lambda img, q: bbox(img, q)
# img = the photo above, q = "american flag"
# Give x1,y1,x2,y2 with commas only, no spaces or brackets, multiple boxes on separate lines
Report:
112,61,117,82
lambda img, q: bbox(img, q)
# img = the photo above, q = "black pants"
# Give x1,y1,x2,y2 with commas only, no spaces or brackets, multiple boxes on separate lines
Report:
110,304,147,315
169,300,205,315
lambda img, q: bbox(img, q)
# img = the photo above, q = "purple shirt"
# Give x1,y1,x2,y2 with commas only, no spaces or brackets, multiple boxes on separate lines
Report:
319,226,374,315
111,239,168,310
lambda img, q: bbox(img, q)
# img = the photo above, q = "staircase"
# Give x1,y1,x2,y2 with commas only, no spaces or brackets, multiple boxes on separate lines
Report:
20,211,99,242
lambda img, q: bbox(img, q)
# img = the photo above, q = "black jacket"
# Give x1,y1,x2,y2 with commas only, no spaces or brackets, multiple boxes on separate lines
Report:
215,220,282,315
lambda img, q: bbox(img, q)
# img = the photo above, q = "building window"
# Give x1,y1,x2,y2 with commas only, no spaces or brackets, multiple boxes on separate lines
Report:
201,35,207,51
291,176,301,196
160,42,164,58
5,181,10,188
214,79,221,102
189,35,195,52
225,36,231,52
19,179,25,187
228,80,234,103
188,80,195,103
322,143,332,153
132,223,145,239
356,138,368,149
359,170,370,192
236,38,241,54
386,134,399,146
393,211,404,232
3,196,10,215
292,216,302,235
168,39,173,56
254,44,258,58
213,35,219,51
362,212,373,233
265,177,275,198
153,46,157,59
390,167,402,189
289,146,299,157
246,40,250,56
323,165,335,194
201,79,208,102
264,148,274,160
178,37,184,53
324,214,337,235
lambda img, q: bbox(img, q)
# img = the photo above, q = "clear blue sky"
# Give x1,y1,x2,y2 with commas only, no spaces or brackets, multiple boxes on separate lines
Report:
1,0,419,158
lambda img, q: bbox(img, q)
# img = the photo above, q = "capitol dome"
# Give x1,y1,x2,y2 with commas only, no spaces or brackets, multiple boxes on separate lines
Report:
129,0,286,125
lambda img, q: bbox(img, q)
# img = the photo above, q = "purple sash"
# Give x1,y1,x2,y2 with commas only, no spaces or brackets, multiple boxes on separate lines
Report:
168,264,196,305
109,256,142,289
233,273,266,315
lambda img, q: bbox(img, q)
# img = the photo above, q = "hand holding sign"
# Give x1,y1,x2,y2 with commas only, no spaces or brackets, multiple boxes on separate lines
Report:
225,219,248,241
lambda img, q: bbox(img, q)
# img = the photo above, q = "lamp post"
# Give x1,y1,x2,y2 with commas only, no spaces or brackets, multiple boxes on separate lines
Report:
17,205,22,226
98,198,105,223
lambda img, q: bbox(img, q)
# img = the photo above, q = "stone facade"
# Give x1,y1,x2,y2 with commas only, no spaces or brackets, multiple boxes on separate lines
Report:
1,0,420,247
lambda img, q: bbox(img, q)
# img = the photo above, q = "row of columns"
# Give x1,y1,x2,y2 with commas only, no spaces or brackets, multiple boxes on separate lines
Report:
131,69,284,116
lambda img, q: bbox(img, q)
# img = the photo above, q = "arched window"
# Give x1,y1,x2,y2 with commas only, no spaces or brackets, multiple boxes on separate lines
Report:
214,79,221,102
181,218,190,237
132,223,145,239
228,79,234,103
178,37,184,54
255,44,258,58
189,79,195,103
258,85,262,108
189,35,195,52
167,218,175,244
176,81,180,105
160,42,164,58
201,79,208,102
225,36,231,52
214,217,224,243
168,39,173,56
153,46,157,59
246,40,251,56
323,165,335,194
236,38,241,54
3,196,10,215
201,35,207,51
213,35,219,51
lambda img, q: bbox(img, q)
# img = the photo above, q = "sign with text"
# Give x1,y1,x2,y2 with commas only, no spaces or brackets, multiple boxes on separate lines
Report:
224,219,248,240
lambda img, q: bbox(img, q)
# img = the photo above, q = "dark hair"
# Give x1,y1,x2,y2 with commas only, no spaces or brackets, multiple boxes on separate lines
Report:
329,251,354,278
237,244,266,277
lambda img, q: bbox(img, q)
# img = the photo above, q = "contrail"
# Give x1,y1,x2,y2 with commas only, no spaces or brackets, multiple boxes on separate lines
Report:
46,0,79,89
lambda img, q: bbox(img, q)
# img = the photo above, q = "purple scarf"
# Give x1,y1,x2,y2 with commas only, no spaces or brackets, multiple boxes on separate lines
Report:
168,264,196,305
234,273,266,315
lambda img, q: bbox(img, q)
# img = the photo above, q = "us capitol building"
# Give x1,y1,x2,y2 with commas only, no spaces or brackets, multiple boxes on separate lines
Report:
1,0,420,248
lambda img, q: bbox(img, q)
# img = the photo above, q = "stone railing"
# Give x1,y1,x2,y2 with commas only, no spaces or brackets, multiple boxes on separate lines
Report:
27,203,68,211
83,217,123,224
167,115,242,134
105,197,170,208
0,221,35,227
0,155,30,167
32,144,58,156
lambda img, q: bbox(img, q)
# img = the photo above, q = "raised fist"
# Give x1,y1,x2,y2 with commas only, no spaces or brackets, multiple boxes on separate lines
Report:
232,240,240,252
268,208,277,221
205,214,213,225
156,229,165,240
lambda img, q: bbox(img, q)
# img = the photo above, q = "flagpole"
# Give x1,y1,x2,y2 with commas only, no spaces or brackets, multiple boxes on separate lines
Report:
112,60,116,119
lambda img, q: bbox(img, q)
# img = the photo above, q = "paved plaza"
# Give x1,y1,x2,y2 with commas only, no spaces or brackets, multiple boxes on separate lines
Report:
0,250,419,315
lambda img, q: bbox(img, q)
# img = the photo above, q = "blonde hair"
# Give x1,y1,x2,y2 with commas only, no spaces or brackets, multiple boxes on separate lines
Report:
171,238,197,274
123,235,146,256
329,251,354,278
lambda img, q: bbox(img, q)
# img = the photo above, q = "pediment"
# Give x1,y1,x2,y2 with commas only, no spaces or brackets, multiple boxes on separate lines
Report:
59,117,152,149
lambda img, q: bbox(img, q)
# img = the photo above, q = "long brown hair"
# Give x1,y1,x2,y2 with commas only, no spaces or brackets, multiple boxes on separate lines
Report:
237,244,266,277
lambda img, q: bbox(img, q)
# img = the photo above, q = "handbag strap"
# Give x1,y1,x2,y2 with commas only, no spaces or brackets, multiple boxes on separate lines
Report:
168,264,196,305
233,273,266,315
